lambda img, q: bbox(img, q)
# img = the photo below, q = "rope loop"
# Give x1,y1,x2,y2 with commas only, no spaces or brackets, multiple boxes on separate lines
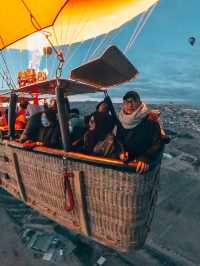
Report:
64,172,74,212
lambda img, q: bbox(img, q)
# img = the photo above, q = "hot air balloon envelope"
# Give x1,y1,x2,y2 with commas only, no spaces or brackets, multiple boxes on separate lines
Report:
1,0,159,50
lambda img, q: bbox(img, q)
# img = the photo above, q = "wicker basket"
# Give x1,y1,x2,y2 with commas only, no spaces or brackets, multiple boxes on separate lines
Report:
0,141,161,252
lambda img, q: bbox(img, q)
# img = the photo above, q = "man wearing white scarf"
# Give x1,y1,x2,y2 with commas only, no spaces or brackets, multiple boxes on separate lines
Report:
116,91,162,173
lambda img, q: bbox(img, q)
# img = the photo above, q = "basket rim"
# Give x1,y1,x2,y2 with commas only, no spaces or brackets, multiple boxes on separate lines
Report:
2,140,162,173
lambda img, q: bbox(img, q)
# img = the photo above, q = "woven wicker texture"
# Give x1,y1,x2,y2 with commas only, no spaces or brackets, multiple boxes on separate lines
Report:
0,143,160,252
65,159,160,251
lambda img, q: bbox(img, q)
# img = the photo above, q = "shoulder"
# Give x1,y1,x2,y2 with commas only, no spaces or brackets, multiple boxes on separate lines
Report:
146,113,159,124
143,114,161,132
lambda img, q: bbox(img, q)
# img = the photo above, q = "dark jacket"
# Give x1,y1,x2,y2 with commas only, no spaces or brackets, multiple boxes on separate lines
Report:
73,111,114,153
23,110,62,149
116,115,162,162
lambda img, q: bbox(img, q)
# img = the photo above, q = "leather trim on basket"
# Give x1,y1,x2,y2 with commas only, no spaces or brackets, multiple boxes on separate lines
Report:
5,141,162,172
65,151,163,172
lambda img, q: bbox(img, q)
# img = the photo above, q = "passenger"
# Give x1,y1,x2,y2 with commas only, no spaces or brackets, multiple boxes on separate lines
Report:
43,98,49,111
72,111,114,154
26,96,43,118
0,108,8,127
15,101,29,130
96,100,109,113
68,108,86,142
84,100,112,127
20,108,62,149
49,99,57,111
115,91,163,173
39,108,62,148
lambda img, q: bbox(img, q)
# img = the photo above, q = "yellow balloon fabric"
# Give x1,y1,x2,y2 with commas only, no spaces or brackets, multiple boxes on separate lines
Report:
0,0,158,50
0,0,67,49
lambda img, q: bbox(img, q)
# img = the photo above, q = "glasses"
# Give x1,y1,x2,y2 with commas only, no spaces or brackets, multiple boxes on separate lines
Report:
123,99,137,105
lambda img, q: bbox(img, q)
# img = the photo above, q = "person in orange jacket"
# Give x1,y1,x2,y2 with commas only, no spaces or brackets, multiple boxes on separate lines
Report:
0,109,8,128
15,101,29,130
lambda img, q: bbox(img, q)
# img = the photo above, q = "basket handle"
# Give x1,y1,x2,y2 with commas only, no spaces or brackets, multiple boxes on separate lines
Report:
64,172,74,212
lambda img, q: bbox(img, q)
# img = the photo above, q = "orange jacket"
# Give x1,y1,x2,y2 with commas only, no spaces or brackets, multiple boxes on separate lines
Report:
15,109,26,130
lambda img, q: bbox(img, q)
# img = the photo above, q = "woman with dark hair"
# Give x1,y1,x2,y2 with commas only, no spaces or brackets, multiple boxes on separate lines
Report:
84,100,111,127
96,100,109,113
72,111,114,154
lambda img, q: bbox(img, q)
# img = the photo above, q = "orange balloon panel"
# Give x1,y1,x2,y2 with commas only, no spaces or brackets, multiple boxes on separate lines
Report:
2,0,158,50
0,0,67,49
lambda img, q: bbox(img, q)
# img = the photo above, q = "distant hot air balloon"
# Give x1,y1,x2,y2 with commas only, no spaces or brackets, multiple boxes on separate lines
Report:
188,37,196,46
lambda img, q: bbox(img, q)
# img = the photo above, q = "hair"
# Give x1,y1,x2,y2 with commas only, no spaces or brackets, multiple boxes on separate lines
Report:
20,101,29,109
96,101,108,111
123,91,141,103
70,108,80,115
44,108,57,123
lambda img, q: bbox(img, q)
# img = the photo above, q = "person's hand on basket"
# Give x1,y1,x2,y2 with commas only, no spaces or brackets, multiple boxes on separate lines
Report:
133,160,149,174
22,140,37,149
119,151,129,163
35,141,44,146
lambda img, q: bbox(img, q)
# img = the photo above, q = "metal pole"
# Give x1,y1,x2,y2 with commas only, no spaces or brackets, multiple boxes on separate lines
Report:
55,80,71,151
8,92,18,139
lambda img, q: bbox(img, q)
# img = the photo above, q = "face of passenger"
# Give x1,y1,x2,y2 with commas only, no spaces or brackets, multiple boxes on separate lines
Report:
41,113,50,127
123,98,141,115
89,116,96,130
98,102,108,113
49,99,57,110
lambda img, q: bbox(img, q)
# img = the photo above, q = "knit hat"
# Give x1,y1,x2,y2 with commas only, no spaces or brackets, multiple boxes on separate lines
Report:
123,91,141,103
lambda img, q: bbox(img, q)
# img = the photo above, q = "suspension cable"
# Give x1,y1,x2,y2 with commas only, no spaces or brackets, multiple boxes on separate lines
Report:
124,3,157,54
63,7,100,70
124,11,147,53
20,0,70,79
0,51,16,90
0,70,14,91
82,37,97,63
86,5,156,63
127,4,156,51
88,34,111,61
88,26,124,62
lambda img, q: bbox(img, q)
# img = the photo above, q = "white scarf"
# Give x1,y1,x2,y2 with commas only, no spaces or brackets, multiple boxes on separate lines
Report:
118,102,149,129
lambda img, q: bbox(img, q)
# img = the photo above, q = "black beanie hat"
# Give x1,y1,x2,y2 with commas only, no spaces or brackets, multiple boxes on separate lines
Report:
123,91,141,103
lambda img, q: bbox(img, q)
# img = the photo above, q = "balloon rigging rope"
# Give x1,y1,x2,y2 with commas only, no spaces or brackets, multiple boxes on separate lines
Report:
82,37,98,64
82,3,157,63
124,11,147,53
84,9,125,63
0,50,16,90
52,26,60,47
0,67,14,91
62,1,86,66
87,26,124,62
127,4,157,51
63,7,99,70
63,0,77,60
64,11,90,65
50,1,77,76
124,3,157,54
2,49,16,87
